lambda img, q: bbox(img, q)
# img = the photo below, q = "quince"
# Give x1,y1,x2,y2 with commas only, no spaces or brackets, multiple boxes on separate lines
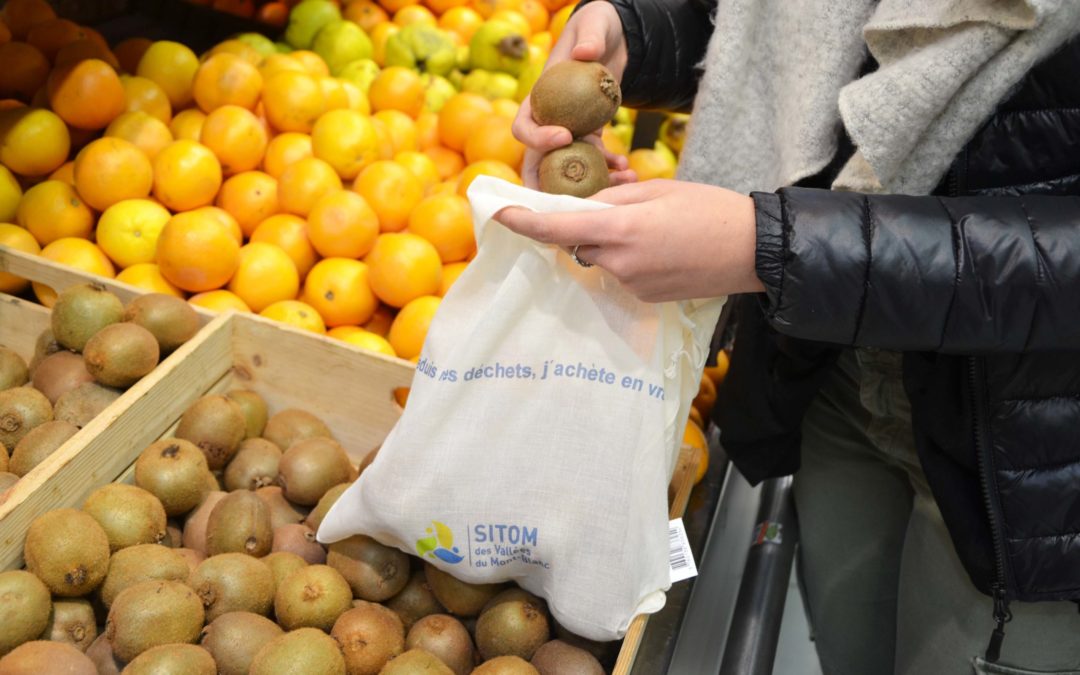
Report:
284,0,342,50
384,24,458,77
469,20,528,76
313,20,373,75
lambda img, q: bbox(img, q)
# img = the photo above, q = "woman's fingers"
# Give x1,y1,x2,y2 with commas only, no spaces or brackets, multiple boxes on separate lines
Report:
494,206,614,247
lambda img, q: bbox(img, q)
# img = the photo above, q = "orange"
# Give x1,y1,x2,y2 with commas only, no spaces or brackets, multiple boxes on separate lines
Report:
188,289,251,313
306,190,379,259
258,53,306,81
378,0,420,14
259,299,325,333
329,327,396,357
628,148,676,181
25,18,84,63
519,0,548,34
136,41,199,109
227,241,300,312
263,132,313,179
156,209,241,292
1,0,55,40
52,38,119,70
46,58,125,130
113,37,152,74
408,193,474,262
689,406,704,428
387,294,441,360
0,222,41,294
319,77,350,112
438,92,493,151
105,110,173,161
373,109,417,154
119,75,172,124
250,214,318,278
115,262,185,297
192,53,263,113
683,420,709,484
489,9,531,37
704,350,730,388
438,7,483,43
301,257,378,326
216,170,279,237
423,145,465,180
72,136,153,211
369,22,399,67
464,113,524,169
152,139,223,212
48,160,74,185
394,150,439,193
95,198,172,268
393,4,436,26
364,303,395,337
601,125,628,157
370,116,396,160
364,231,441,307
528,29,551,53
425,0,469,15
431,179,459,195
169,108,206,141
368,66,424,118
199,105,268,175
339,80,369,113
491,98,519,119
438,260,467,296
311,108,379,179
692,373,717,418
16,179,93,244
0,41,49,100
202,39,262,66
548,2,574,42
33,237,114,307
457,159,521,196
291,50,330,78
257,1,290,27
189,205,243,246
278,156,343,217
343,0,389,32
352,160,423,232
414,110,439,149
262,70,325,134
0,164,21,220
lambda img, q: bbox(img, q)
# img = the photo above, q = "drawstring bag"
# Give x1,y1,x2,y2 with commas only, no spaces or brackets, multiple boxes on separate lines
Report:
318,176,725,640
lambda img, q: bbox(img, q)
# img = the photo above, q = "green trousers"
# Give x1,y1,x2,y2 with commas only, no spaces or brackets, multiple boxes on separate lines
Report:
794,348,1080,675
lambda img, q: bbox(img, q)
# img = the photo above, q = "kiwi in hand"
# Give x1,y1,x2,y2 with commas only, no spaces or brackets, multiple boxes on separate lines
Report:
538,141,610,199
530,61,621,138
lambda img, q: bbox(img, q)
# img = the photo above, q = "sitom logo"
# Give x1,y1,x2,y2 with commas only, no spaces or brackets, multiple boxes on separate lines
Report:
416,520,464,564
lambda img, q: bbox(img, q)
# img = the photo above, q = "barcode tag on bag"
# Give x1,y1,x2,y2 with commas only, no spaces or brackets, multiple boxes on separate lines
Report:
668,518,698,583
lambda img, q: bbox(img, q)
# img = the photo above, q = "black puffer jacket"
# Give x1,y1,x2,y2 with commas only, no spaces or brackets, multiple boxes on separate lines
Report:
594,0,1080,657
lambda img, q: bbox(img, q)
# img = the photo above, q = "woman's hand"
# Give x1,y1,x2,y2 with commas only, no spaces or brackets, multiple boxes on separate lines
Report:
511,1,635,188
494,180,766,302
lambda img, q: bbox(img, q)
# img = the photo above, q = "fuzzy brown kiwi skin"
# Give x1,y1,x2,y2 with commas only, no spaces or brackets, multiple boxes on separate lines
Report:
0,386,52,450
82,323,160,389
31,351,93,405
530,60,621,138
0,346,29,391
223,438,281,491
538,141,610,199
51,283,125,353
10,419,78,477
205,490,273,557
0,570,52,656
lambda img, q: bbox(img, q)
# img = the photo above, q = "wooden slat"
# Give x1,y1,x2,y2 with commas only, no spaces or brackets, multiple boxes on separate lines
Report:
0,293,51,359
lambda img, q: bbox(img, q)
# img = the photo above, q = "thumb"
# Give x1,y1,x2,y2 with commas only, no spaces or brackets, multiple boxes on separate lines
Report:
569,13,607,61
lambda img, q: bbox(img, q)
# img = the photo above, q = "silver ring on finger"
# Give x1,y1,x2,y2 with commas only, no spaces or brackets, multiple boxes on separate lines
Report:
571,245,593,268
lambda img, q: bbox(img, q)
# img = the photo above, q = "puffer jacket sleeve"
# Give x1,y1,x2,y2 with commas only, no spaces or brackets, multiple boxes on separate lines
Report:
753,188,1080,353
574,0,717,112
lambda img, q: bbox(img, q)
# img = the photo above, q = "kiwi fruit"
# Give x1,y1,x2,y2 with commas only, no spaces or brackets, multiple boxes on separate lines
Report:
473,655,541,674
28,329,62,374
550,622,618,667
476,589,550,661
0,570,51,656
51,283,125,353
530,639,604,675
200,612,283,675
105,580,204,663
120,643,216,675
0,386,52,449
189,552,275,621
174,548,206,577
379,649,455,675
263,408,332,450
9,419,77,476
406,614,474,675
387,569,446,631
0,442,7,473
43,599,97,652
83,323,160,389
274,564,353,631
424,563,505,618
30,351,92,404
327,535,410,602
225,389,268,439
278,436,353,506
223,437,280,491
181,491,227,554
54,381,122,428
99,544,190,608
122,293,200,356
176,395,246,470
530,61,621,138
0,347,29,391
538,141,610,198
249,627,346,675
82,484,168,552
24,508,110,597
85,634,123,675
331,601,406,675
304,481,350,532
134,439,211,517
255,485,307,529
272,524,327,564
204,490,273,557
263,551,308,591
0,471,17,493
0,640,96,674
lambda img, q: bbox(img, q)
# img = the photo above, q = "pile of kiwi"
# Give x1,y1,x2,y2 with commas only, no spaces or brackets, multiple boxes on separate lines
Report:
0,284,200,499
531,61,623,198
0,392,620,674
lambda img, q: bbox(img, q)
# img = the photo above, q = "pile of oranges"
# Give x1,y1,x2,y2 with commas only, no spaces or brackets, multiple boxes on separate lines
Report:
0,0,620,364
